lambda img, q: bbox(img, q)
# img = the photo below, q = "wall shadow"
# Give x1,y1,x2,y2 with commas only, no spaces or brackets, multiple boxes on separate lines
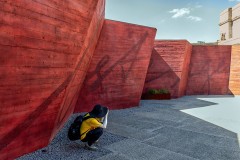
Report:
143,48,180,98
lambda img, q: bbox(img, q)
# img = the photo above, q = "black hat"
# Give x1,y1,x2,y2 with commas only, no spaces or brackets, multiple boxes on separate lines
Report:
89,104,108,118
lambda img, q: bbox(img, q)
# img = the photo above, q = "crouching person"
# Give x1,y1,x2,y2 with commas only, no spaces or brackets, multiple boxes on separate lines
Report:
80,104,109,150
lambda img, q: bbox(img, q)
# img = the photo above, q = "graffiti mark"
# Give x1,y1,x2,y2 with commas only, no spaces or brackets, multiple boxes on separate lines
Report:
188,52,231,94
120,65,126,82
86,32,149,92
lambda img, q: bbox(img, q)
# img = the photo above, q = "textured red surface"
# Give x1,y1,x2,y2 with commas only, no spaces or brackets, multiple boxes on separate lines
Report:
50,0,105,141
229,45,240,95
143,40,192,98
75,20,156,112
1,2,239,159
186,45,232,95
0,0,104,159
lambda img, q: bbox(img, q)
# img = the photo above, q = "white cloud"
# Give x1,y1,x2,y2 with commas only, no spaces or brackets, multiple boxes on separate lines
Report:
169,7,202,22
187,16,202,22
228,0,240,1
169,8,190,18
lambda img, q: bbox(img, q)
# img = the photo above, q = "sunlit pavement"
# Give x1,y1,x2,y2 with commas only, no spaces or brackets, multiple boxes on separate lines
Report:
19,96,240,160
181,96,240,141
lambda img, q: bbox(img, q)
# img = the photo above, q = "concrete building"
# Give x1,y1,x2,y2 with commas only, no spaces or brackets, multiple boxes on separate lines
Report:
219,3,240,45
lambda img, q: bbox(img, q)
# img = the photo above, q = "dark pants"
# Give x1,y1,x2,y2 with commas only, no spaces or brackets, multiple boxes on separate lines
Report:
81,127,103,146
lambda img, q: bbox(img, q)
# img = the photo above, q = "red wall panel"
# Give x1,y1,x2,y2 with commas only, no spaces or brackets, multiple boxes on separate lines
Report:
0,0,104,159
50,0,105,141
75,20,156,112
143,40,192,98
186,45,232,95
229,45,240,95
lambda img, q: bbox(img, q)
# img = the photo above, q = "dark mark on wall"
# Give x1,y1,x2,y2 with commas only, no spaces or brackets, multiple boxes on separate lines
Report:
85,32,149,92
187,49,231,95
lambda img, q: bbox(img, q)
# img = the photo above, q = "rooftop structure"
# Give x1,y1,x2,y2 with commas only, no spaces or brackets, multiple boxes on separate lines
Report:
219,3,240,45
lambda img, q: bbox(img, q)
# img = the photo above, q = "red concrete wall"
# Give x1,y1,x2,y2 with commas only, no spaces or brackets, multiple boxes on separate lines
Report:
0,0,104,159
229,45,240,95
50,0,105,140
186,45,232,95
75,20,156,112
143,40,192,98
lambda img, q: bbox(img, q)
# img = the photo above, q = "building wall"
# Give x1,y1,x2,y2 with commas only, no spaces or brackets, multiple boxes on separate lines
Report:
219,3,240,45
186,45,232,95
75,20,156,112
219,8,231,40
0,0,105,159
220,8,230,21
218,37,240,45
229,45,240,94
232,4,240,40
143,40,192,98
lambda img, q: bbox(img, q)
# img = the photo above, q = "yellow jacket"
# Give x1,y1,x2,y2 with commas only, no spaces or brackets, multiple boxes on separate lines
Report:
80,113,102,140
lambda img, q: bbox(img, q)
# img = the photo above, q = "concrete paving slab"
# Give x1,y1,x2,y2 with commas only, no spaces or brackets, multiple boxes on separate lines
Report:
141,97,217,110
148,126,239,151
106,122,162,141
96,153,131,160
145,127,240,160
109,114,166,130
135,108,201,125
109,106,200,129
181,96,240,136
158,153,198,160
177,119,237,139
104,139,195,160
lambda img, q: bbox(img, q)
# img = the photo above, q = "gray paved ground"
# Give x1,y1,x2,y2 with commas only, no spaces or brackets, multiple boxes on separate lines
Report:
18,96,240,160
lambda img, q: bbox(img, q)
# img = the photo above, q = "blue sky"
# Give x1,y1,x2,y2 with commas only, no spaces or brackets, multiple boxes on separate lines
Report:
106,0,240,43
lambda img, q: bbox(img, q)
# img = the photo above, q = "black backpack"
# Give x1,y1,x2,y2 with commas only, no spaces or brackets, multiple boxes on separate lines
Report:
68,114,92,141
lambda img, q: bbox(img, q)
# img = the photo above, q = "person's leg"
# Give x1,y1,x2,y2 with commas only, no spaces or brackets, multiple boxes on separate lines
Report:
82,127,103,150
86,127,103,146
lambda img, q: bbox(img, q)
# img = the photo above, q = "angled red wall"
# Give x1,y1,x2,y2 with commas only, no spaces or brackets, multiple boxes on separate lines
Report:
143,40,192,98
0,0,104,159
75,20,156,112
186,45,232,95
229,45,240,94
50,0,105,140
